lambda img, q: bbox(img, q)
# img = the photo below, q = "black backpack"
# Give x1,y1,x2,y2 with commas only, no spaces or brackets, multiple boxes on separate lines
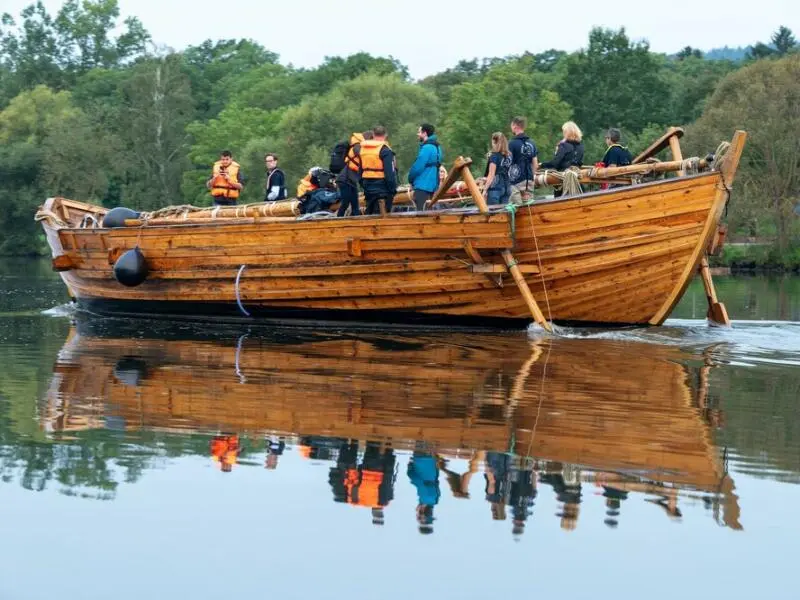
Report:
509,136,536,183
329,141,351,175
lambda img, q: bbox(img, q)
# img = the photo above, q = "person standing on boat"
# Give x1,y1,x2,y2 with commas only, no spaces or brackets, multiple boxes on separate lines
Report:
601,128,632,167
541,121,585,198
407,123,443,211
207,150,244,206
360,125,397,215
482,132,513,206
508,117,539,205
334,131,371,217
264,153,287,201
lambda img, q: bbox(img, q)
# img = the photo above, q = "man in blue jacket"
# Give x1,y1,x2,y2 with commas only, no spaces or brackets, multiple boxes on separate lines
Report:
408,123,443,211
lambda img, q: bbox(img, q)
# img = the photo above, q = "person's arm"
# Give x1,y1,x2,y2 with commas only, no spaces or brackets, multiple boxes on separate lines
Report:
407,147,427,185
234,169,244,190
541,142,569,170
601,147,614,167
483,161,497,197
382,147,397,194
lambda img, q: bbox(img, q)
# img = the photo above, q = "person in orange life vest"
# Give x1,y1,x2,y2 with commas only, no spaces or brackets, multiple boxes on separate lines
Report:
206,150,244,206
335,130,373,217
360,125,397,215
210,433,240,473
328,441,396,525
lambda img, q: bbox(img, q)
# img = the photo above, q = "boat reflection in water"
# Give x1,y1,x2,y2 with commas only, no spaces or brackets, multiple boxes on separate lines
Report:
42,317,741,534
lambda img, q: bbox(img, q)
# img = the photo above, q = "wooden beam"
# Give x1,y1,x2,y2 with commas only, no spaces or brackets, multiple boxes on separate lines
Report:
669,134,684,177
459,163,490,214
719,130,747,187
502,250,552,331
633,127,684,164
431,157,473,205
698,255,731,326
347,238,362,258
470,264,540,274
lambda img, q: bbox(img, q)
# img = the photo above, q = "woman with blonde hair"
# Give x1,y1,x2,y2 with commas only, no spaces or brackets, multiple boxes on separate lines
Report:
541,121,585,197
483,132,513,205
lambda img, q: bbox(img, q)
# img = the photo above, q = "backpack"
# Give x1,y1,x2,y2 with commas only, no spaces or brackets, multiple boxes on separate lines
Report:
508,136,536,184
329,141,351,175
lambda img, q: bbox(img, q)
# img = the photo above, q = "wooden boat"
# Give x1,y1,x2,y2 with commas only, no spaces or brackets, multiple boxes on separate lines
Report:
35,129,746,328
41,321,741,528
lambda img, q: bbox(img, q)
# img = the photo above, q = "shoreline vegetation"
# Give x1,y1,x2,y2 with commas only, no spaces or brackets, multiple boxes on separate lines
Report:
1,1,798,271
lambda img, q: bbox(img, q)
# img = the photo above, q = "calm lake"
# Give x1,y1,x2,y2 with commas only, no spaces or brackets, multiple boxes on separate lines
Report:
1,258,799,600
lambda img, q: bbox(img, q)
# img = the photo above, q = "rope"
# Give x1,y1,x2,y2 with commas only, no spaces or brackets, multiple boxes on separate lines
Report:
526,203,553,326
525,340,553,458
712,142,731,171
79,214,99,228
562,169,582,196
681,156,702,175
235,265,251,317
34,208,69,228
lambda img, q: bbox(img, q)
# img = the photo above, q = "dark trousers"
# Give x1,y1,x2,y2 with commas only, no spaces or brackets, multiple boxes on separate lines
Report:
365,194,393,215
336,182,360,217
413,189,433,211
212,197,237,206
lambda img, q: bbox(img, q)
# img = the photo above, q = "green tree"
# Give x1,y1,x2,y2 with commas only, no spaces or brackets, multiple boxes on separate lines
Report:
53,0,150,73
116,55,194,209
272,73,439,186
664,56,739,125
0,3,64,94
441,57,572,170
772,26,797,56
688,55,800,251
0,84,76,143
557,27,671,136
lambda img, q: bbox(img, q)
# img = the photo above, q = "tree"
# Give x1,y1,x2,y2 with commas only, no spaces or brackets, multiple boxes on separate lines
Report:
442,57,572,169
688,55,800,251
557,28,671,136
0,3,64,93
116,55,194,209
272,73,439,186
54,0,150,73
0,84,76,143
676,46,704,60
664,55,739,125
772,26,797,56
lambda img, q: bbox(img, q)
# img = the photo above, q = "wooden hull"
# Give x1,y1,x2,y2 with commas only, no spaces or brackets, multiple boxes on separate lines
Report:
44,322,728,492
38,171,730,326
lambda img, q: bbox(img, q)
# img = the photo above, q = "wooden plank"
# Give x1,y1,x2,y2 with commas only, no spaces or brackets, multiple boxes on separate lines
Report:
471,264,539,274
51,255,75,272
633,127,684,164
347,238,362,257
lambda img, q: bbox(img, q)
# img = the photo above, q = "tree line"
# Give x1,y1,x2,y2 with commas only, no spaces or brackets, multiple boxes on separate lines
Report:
1,1,798,263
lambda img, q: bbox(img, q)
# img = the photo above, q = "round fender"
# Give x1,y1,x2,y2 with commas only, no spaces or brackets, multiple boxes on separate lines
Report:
113,247,148,287
103,206,140,228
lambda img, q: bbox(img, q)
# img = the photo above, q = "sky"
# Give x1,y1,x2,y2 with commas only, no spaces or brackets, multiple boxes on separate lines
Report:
2,0,797,79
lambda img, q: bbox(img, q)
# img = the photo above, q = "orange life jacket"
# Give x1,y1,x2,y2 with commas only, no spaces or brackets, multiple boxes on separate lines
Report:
346,133,365,174
210,435,239,470
360,140,392,180
344,468,384,507
210,161,241,199
296,174,318,198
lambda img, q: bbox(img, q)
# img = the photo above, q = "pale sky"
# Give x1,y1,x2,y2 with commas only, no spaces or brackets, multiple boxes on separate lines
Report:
3,0,797,79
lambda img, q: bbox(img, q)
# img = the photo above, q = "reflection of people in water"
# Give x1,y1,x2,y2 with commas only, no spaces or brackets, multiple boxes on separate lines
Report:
265,436,286,470
540,462,582,531
328,440,397,526
439,451,483,499
485,451,511,521
407,448,441,534
601,485,629,528
509,456,537,537
210,434,240,472
484,452,537,537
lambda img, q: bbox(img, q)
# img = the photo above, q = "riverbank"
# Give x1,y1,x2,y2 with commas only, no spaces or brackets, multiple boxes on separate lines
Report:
710,243,800,273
